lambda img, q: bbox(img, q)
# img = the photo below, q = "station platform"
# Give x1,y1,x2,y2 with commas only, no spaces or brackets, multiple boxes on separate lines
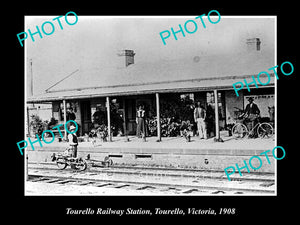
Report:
26,131,276,173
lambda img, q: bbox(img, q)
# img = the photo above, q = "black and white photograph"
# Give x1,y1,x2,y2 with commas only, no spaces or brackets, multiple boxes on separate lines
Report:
23,15,278,196
12,1,300,220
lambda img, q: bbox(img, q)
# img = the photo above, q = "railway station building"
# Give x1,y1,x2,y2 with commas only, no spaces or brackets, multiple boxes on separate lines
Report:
27,38,275,142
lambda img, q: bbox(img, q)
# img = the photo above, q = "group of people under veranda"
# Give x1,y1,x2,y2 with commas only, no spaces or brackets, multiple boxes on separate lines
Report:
136,97,261,142
63,97,261,158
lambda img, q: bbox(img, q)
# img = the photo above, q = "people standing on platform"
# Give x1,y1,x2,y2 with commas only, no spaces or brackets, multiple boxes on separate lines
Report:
194,102,207,139
242,97,261,138
136,105,146,141
66,107,78,135
205,102,215,138
67,107,76,121
92,106,106,126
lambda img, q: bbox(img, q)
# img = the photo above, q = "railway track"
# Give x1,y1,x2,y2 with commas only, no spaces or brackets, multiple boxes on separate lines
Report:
27,162,275,195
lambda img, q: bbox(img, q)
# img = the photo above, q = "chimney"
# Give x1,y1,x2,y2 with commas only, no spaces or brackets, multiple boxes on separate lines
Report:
246,38,261,51
117,50,135,67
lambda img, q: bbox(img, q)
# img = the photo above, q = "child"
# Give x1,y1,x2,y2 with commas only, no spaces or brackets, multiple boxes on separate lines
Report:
180,120,193,142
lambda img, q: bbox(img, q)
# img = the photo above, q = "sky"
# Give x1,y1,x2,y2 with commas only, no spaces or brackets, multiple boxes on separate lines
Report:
25,15,275,96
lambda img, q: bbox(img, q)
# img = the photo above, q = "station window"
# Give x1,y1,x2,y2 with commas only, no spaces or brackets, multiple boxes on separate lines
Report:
206,92,222,104
180,93,194,101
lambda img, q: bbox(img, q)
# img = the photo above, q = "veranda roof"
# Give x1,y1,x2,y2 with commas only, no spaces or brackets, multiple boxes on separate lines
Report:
27,50,275,103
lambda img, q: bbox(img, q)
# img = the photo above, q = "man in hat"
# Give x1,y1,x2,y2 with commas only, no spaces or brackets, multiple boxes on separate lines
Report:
194,101,207,139
68,125,78,158
243,97,260,138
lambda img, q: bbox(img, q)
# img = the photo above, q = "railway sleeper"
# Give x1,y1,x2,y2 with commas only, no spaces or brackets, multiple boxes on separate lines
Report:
136,185,156,190
182,188,200,194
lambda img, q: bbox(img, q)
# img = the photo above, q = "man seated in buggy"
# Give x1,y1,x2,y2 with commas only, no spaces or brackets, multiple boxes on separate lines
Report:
51,124,78,160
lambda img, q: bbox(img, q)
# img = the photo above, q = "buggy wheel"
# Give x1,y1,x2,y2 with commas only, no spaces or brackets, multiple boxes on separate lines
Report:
107,159,113,167
56,158,67,170
232,123,248,138
257,123,274,138
104,156,113,167
75,159,87,171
